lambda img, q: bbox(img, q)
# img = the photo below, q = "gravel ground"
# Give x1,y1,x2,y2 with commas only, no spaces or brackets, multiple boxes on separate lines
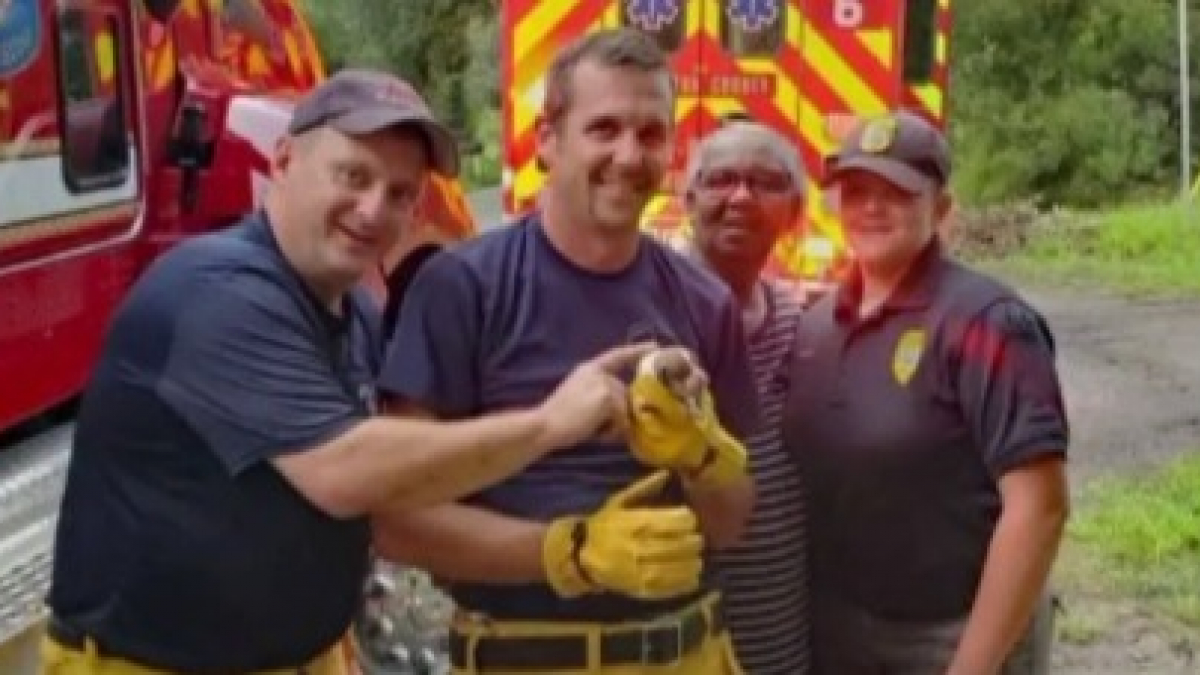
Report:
1016,282,1200,674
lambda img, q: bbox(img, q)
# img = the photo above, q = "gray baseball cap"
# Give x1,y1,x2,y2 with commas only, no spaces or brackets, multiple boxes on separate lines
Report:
288,68,459,177
824,109,949,193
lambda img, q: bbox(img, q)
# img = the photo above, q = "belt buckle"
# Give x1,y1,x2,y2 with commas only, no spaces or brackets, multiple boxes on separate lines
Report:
639,616,685,667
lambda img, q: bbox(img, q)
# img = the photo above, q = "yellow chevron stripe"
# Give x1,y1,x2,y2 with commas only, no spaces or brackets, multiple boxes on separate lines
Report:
603,2,619,27
514,1,575,66
912,84,943,114
514,159,542,200
804,29,886,112
798,99,835,155
512,79,541,137
513,41,552,96
858,30,893,69
698,0,719,33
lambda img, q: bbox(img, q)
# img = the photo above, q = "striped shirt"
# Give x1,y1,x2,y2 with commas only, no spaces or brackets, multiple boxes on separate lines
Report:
714,279,810,675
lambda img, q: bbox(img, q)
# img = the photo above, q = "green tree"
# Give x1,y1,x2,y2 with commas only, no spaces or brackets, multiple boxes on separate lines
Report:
950,0,1199,207
297,0,499,186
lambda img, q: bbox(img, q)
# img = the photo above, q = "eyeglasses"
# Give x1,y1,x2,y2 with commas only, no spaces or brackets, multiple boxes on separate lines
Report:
695,168,793,197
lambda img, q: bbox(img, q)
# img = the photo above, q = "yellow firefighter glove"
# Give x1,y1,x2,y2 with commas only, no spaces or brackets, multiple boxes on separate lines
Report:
626,350,749,486
542,470,704,601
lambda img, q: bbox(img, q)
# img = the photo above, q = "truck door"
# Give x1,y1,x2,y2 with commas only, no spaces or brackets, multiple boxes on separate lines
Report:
0,0,142,266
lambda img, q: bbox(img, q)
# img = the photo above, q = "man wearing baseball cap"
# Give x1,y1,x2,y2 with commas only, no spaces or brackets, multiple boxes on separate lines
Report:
42,68,652,675
784,109,1068,674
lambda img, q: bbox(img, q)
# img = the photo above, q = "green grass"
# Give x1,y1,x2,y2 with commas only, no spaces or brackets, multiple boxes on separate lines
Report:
1056,452,1200,631
983,201,1200,296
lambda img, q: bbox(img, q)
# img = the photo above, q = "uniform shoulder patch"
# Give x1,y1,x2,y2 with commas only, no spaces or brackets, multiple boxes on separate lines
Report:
892,327,926,386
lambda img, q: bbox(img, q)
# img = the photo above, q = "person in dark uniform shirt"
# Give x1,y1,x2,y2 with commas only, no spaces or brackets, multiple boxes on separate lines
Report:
371,28,760,675
42,69,646,675
783,110,1069,675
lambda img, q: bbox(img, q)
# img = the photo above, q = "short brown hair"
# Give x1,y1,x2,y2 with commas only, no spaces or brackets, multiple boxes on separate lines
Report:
542,28,671,125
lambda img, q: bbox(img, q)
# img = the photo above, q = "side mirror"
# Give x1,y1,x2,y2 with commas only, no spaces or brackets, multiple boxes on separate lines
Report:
169,102,213,213
143,0,183,23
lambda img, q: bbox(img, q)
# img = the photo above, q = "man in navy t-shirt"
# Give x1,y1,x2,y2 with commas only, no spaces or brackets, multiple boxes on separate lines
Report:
374,29,759,674
43,70,646,675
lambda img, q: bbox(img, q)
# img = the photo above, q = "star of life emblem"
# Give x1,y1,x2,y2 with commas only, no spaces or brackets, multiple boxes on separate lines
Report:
626,0,681,32
727,0,781,34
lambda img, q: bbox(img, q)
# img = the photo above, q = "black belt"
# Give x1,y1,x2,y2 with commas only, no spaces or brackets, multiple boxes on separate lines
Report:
449,599,724,671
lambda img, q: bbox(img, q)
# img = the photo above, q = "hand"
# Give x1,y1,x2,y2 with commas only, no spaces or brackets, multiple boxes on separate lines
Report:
543,470,704,600
535,342,655,450
626,350,748,485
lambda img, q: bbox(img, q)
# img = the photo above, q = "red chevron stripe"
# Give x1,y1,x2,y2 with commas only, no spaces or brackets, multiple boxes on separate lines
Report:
671,33,705,73
508,126,536,169
782,40,850,119
804,21,898,106
507,0,536,20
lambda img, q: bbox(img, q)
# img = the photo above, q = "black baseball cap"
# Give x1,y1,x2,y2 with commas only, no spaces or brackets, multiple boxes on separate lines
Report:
288,68,459,177
824,109,949,193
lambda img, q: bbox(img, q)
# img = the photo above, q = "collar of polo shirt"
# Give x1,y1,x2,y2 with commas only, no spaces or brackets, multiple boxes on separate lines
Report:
835,239,948,322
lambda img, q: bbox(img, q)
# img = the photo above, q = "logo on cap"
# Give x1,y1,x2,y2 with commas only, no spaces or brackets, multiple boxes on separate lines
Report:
374,81,417,108
859,115,898,154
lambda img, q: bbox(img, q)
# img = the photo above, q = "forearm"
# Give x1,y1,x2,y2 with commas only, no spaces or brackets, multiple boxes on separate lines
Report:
372,502,548,583
303,410,553,517
683,474,754,549
948,504,1067,675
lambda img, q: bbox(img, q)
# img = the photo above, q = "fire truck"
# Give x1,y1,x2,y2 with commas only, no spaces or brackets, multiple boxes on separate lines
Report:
0,0,473,671
502,0,953,282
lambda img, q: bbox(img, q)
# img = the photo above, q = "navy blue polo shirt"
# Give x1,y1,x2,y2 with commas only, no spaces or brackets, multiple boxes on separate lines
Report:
377,213,760,622
48,213,381,673
783,242,1069,622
